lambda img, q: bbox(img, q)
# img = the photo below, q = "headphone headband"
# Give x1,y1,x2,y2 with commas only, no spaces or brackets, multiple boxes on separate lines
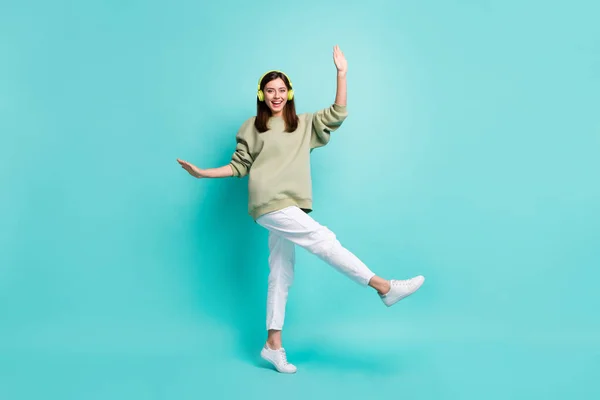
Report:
257,70,293,90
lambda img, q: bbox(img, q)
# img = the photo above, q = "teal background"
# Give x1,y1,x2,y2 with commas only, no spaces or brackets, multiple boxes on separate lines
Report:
1,0,599,398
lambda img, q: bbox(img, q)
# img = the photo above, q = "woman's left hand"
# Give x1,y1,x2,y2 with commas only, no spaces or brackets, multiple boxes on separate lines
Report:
333,45,347,76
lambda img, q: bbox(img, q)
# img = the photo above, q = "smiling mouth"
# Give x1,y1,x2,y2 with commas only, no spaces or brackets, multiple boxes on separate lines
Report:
271,100,283,107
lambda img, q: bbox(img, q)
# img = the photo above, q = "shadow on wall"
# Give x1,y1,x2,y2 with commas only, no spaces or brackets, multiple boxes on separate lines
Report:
187,126,268,365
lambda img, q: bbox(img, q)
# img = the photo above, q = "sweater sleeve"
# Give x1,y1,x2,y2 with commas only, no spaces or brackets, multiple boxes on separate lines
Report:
310,103,348,149
229,118,257,178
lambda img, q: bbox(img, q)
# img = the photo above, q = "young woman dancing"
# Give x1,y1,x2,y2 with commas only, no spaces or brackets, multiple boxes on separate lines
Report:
177,45,425,374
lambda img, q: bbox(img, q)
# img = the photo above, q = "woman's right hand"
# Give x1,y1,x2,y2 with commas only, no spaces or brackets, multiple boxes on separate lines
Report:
177,158,206,178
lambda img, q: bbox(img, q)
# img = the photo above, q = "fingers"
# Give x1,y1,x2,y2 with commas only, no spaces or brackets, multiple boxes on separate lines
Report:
177,159,192,171
176,158,199,177
332,45,345,63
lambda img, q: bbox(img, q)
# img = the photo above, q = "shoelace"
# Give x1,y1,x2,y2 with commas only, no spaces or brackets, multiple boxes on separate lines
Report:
393,279,414,289
278,348,289,365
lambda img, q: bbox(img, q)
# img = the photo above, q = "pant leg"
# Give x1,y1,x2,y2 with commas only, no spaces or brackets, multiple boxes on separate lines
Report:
266,230,296,331
257,206,376,287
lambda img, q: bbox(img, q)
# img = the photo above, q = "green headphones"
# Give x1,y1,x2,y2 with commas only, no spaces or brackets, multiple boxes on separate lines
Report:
257,70,294,102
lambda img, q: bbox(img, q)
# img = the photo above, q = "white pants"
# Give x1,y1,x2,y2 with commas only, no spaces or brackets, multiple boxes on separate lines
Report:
256,206,376,331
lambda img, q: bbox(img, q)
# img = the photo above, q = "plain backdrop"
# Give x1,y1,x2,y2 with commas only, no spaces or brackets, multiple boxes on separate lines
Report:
1,0,599,399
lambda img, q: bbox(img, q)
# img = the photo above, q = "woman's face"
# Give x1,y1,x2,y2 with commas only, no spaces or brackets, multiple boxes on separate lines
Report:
263,78,288,116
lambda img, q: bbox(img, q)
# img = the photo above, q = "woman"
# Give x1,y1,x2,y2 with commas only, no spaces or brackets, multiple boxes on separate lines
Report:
177,45,425,374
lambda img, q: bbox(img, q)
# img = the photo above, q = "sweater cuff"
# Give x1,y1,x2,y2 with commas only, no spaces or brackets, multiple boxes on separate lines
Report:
228,163,241,177
332,103,347,112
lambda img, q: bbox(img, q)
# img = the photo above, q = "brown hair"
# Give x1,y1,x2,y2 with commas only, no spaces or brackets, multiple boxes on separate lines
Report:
254,71,299,133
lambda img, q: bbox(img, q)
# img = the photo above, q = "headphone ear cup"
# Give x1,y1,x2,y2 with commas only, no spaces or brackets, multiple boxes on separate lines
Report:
288,89,294,101
257,90,264,101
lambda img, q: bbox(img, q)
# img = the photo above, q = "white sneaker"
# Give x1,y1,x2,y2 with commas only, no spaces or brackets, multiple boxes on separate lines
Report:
260,344,297,374
379,275,425,307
